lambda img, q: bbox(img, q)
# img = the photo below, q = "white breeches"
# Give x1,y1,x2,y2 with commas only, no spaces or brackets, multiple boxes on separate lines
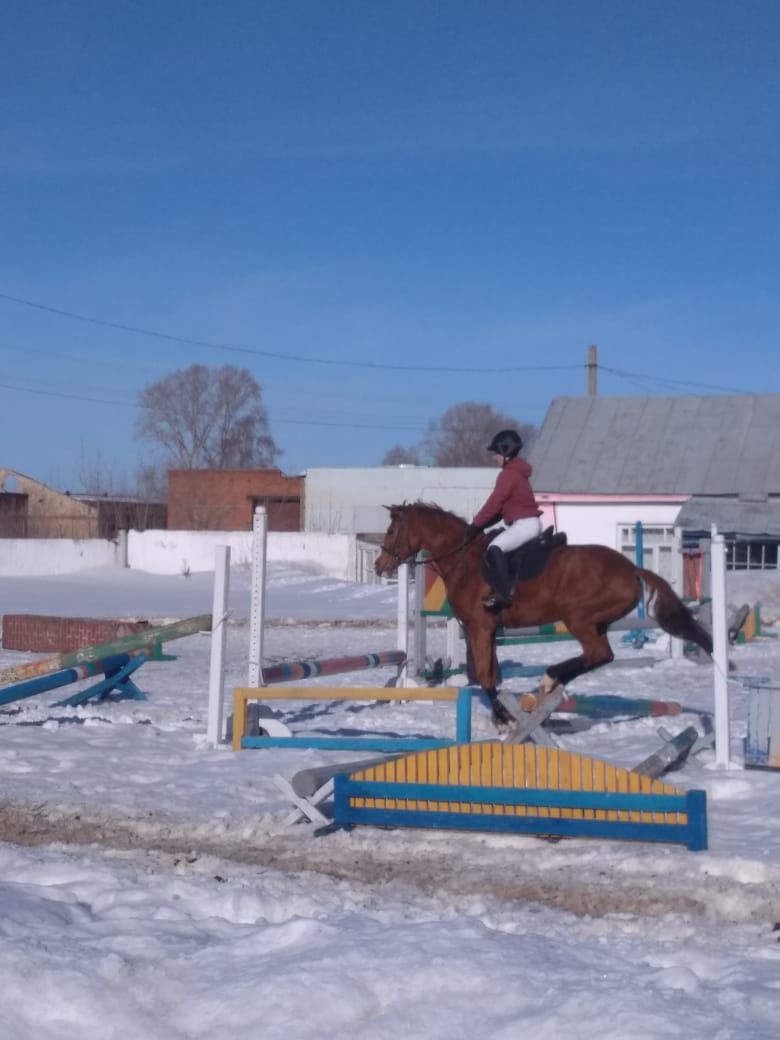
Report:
490,516,543,553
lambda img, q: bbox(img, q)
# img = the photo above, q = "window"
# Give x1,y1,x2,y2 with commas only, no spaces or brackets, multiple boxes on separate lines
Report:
725,538,779,571
618,524,676,581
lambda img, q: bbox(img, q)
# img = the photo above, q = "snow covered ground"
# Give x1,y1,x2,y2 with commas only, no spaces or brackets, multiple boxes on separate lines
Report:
1,563,780,1039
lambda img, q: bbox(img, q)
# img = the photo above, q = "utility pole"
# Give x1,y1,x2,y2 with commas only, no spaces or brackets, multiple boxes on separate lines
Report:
587,344,598,395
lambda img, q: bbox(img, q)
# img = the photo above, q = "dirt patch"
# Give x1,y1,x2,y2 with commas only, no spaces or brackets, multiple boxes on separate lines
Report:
3,796,780,927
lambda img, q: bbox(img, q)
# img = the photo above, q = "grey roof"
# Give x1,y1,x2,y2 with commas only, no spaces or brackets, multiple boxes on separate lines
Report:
675,495,780,537
528,394,780,496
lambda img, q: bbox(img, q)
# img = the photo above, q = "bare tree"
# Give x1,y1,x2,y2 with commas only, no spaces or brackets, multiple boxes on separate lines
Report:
135,461,167,501
78,449,129,496
136,364,279,469
381,444,422,466
421,402,537,466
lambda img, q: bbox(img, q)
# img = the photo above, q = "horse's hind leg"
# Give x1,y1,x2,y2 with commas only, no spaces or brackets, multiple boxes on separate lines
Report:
541,623,615,695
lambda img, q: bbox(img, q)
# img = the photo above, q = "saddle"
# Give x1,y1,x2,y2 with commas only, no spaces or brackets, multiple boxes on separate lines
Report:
483,525,567,586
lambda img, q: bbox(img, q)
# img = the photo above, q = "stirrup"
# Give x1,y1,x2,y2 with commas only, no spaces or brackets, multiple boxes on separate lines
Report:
481,591,511,611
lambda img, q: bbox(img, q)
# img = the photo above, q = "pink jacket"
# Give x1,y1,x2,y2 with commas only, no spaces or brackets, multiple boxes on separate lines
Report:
473,457,540,528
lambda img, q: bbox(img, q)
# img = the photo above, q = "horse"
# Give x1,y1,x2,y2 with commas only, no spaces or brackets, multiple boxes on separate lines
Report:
375,502,713,729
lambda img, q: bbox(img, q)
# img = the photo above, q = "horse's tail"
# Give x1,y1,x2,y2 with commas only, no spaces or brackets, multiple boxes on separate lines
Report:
638,568,713,656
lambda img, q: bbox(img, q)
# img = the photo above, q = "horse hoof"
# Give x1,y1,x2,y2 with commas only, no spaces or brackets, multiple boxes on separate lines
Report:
492,706,514,731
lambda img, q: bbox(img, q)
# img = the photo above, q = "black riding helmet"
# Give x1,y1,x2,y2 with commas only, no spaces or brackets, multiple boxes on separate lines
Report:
487,429,523,459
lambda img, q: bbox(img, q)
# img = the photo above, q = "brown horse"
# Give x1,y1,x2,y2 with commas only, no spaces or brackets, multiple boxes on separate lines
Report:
375,503,713,728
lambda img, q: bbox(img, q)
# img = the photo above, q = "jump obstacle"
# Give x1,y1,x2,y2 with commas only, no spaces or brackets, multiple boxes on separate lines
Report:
0,650,150,708
0,614,211,710
233,683,474,753
210,508,461,752
331,742,708,851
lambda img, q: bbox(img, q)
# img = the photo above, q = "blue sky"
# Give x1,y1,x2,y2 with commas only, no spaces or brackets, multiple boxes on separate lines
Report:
1,1,778,490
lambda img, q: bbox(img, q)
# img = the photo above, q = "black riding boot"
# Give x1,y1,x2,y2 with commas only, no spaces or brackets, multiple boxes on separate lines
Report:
481,546,513,611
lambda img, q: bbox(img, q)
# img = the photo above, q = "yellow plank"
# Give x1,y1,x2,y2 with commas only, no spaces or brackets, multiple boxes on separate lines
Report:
232,689,249,752
233,685,459,702
560,750,574,819
491,741,505,817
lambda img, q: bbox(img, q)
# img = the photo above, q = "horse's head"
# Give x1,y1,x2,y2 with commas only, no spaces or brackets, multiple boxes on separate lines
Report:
374,502,468,577
374,505,418,577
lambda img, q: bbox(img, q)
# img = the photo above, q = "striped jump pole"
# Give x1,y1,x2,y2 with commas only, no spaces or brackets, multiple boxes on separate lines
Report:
259,650,406,685
515,691,682,718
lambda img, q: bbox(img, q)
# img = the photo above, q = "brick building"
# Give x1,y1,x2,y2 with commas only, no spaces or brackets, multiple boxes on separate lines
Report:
167,469,303,531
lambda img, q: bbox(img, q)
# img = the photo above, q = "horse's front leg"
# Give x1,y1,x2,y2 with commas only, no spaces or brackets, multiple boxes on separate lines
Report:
464,620,513,730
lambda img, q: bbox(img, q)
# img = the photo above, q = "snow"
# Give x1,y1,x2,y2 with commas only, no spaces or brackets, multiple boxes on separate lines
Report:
1,563,780,1039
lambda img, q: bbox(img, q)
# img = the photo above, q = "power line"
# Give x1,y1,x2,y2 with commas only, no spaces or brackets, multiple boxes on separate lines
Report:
1,290,767,394
0,378,425,430
599,365,759,396
0,290,581,375
0,380,131,408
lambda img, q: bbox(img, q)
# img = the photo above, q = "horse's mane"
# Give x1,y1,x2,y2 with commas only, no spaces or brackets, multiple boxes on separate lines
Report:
400,500,468,526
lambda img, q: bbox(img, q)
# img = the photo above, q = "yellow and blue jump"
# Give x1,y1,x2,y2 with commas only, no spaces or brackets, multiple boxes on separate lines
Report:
333,742,708,850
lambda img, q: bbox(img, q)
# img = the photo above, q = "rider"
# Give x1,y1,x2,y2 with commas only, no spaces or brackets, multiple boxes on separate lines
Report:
466,429,542,611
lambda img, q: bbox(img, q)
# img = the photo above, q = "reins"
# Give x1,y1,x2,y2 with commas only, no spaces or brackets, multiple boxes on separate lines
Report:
380,513,475,569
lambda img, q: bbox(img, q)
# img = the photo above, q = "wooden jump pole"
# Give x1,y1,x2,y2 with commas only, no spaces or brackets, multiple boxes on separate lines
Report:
259,650,406,685
0,614,212,688
0,649,149,707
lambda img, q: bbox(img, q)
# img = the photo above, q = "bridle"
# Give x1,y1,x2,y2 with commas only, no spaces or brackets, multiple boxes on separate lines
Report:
379,512,475,569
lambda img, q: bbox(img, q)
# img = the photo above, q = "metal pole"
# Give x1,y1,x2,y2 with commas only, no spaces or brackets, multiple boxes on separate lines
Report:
248,506,267,686
413,561,427,678
671,525,684,659
635,521,645,618
397,561,410,686
711,526,732,768
207,544,230,747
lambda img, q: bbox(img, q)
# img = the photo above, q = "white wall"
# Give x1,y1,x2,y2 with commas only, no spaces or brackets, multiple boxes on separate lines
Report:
126,529,356,579
550,502,684,549
304,466,497,533
126,530,254,574
0,530,357,580
0,538,117,576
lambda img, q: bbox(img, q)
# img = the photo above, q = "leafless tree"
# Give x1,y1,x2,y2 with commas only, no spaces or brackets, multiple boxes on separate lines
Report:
136,364,279,469
421,402,537,466
77,450,129,496
135,461,167,501
381,444,422,465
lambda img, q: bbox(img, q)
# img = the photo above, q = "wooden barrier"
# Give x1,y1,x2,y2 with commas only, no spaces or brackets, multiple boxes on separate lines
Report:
0,650,150,708
0,614,211,688
232,685,474,753
332,742,708,850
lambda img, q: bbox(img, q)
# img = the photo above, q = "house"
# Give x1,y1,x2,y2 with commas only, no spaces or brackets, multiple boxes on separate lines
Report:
528,394,780,575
